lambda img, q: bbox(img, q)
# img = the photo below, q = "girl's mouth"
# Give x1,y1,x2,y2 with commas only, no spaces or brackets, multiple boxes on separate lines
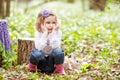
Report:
48,28,53,30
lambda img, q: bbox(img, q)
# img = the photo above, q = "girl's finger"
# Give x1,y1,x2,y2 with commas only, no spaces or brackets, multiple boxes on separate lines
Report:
41,24,44,29
41,24,45,31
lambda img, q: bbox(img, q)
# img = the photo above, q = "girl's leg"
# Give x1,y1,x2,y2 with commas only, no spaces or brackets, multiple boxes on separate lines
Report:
28,48,45,71
50,47,65,74
37,56,55,73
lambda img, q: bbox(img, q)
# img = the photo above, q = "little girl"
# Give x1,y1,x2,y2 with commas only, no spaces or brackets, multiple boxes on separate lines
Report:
28,10,65,74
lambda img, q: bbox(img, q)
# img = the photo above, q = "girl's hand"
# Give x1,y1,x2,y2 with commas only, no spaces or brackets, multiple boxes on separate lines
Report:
41,24,48,34
53,22,60,31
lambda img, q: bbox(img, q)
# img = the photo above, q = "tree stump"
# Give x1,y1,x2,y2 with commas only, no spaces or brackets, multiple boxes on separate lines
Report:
18,38,35,64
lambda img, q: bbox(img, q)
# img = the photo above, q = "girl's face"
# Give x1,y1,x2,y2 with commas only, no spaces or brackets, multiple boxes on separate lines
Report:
44,16,57,33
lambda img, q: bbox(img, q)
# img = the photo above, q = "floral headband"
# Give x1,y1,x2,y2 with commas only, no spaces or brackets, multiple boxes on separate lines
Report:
42,10,50,17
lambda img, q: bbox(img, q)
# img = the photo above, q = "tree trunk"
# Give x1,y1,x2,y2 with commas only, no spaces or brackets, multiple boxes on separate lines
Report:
81,0,85,11
89,0,107,11
18,38,35,64
0,0,2,18
0,0,4,18
6,0,10,17
44,0,49,3
0,0,11,18
67,0,75,3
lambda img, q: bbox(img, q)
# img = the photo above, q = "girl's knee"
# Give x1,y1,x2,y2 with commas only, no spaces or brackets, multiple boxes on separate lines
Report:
50,48,64,61
29,49,44,65
51,48,65,64
30,49,41,58
52,48,64,55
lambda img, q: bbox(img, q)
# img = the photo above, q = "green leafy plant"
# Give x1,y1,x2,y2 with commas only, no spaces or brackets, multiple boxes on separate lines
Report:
80,63,96,73
0,75,5,80
0,42,17,68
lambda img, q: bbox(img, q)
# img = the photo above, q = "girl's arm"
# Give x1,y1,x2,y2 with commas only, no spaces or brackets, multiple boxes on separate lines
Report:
50,30,62,49
34,31,47,51
35,24,48,51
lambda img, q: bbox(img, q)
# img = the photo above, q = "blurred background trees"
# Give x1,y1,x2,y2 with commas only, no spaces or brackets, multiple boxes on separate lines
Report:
0,0,120,19
89,0,107,11
0,0,11,18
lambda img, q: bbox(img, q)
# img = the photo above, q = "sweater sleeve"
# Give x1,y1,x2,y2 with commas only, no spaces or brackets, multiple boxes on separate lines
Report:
49,30,62,49
34,31,47,51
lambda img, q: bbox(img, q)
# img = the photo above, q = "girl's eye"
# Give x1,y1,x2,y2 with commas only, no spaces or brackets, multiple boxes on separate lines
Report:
53,22,56,24
46,22,50,24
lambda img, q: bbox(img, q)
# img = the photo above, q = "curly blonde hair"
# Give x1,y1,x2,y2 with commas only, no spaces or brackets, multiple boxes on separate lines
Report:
36,10,57,32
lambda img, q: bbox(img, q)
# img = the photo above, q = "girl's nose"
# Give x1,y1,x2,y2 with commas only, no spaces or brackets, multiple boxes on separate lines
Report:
50,23,53,26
